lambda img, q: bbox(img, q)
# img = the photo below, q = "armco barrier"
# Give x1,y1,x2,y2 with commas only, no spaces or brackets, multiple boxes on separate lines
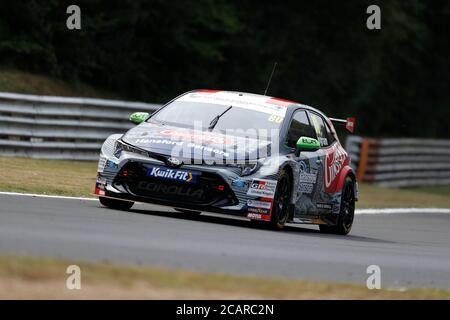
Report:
1,91,448,188
346,135,450,187
0,92,161,160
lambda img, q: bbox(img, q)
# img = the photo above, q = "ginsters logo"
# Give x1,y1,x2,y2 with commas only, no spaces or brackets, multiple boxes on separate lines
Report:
325,145,347,189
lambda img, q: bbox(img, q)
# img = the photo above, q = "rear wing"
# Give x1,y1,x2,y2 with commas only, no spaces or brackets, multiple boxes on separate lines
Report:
329,117,356,133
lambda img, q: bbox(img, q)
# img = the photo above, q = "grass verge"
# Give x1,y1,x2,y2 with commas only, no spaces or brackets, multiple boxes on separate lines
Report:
1,157,450,208
0,157,96,198
1,255,449,299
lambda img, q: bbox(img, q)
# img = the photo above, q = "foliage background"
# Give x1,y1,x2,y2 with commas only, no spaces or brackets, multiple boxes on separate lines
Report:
0,0,449,137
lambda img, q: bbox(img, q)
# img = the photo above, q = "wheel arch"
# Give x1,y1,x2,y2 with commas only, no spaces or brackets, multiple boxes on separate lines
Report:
280,163,295,220
336,166,357,198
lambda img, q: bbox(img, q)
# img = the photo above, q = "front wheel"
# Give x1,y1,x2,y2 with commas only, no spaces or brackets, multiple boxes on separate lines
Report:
319,176,355,235
99,196,134,211
269,170,292,230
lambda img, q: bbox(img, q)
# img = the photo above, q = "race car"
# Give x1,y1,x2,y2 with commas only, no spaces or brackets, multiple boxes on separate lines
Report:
95,90,357,235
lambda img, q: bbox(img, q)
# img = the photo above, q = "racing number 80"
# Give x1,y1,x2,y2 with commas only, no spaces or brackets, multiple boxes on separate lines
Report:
268,115,284,124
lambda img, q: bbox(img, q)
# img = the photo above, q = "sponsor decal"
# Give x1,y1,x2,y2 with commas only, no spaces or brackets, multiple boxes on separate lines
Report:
96,176,106,189
231,179,248,189
246,179,277,198
132,138,230,157
298,183,314,194
247,212,271,221
159,129,230,144
146,165,198,183
248,207,271,215
316,203,333,210
299,161,308,173
247,199,272,210
134,138,184,146
324,144,347,192
178,92,287,116
105,160,118,170
318,137,329,147
299,172,317,184
95,176,106,196
137,181,204,199
187,142,230,157
247,213,263,220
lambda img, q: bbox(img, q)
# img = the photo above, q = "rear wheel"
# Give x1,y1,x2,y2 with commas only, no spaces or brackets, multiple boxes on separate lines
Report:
319,176,355,235
99,196,134,211
269,170,292,230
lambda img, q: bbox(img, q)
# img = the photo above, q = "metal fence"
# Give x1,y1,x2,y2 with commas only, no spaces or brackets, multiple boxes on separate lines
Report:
0,92,161,160
346,135,450,187
1,91,449,187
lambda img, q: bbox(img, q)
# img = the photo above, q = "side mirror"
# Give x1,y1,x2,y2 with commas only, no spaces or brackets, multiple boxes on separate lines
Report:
295,136,321,154
129,112,150,124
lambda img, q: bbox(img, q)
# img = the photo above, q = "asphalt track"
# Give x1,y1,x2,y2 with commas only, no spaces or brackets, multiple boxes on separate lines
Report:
1,193,450,289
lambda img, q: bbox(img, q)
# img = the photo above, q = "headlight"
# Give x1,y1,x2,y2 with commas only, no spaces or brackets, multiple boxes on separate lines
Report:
229,159,264,176
114,140,148,158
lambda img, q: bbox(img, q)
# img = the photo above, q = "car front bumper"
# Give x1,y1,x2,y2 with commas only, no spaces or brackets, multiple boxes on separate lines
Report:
95,151,277,221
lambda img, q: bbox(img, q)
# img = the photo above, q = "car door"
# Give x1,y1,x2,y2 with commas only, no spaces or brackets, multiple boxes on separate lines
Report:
284,109,323,217
307,111,336,214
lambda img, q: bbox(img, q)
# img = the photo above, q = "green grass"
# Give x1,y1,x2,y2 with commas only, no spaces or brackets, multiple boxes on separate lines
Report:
0,68,121,99
408,186,450,198
358,183,450,208
0,157,97,198
1,255,449,299
1,157,450,208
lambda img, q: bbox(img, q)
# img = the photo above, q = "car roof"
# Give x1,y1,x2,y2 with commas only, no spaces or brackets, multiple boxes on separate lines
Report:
186,89,327,119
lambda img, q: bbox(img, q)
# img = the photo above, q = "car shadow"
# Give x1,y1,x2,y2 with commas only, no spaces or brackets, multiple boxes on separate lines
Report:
123,207,395,245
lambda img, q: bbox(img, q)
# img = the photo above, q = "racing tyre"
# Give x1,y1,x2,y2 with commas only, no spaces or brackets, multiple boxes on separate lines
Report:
319,176,355,235
269,170,292,230
175,208,202,215
99,197,134,211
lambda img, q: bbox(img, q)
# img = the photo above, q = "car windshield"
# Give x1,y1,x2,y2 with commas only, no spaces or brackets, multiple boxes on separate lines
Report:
149,101,284,133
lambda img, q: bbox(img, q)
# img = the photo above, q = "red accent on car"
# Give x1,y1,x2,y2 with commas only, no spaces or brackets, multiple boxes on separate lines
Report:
323,144,349,193
335,166,354,193
346,118,356,133
94,187,105,196
196,89,221,94
266,97,297,107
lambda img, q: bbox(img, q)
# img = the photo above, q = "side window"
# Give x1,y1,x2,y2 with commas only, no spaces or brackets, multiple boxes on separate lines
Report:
285,110,315,148
325,122,337,144
309,113,329,147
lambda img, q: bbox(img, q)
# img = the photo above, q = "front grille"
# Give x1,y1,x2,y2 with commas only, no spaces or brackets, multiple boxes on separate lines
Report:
113,161,238,206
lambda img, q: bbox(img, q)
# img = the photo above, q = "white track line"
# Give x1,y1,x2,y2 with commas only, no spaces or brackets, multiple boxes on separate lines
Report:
356,208,450,215
0,191,97,201
0,191,449,214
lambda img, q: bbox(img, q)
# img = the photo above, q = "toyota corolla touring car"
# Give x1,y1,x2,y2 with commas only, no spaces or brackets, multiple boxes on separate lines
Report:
95,90,358,235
